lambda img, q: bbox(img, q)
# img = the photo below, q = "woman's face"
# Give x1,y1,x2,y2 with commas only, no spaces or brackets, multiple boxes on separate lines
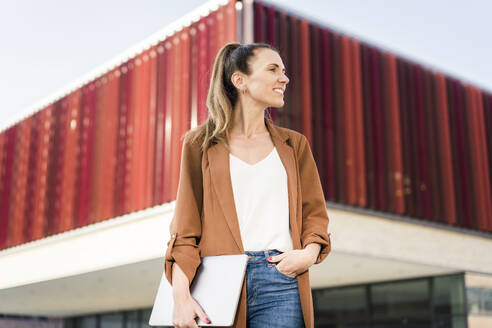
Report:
238,48,290,108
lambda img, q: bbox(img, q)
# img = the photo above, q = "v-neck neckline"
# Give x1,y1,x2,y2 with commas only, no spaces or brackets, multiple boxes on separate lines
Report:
229,146,276,167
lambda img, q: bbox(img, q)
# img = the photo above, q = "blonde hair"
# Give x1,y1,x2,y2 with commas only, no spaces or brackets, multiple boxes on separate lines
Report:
187,42,279,152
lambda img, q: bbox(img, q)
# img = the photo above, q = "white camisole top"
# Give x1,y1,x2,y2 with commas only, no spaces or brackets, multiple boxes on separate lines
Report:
229,146,293,252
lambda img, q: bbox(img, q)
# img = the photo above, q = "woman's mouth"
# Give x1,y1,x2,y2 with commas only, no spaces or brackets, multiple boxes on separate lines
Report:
273,88,284,95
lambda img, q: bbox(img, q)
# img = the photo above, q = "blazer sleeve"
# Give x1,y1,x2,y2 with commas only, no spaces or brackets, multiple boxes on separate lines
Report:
164,133,203,286
297,134,332,264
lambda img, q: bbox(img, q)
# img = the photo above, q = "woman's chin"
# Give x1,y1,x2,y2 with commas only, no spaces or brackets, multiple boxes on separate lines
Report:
268,98,285,108
274,100,285,108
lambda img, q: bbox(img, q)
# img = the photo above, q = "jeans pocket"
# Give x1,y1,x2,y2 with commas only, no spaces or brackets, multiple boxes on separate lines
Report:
274,264,297,280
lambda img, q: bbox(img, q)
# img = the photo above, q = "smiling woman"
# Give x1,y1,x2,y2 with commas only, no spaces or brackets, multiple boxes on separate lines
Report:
165,42,331,328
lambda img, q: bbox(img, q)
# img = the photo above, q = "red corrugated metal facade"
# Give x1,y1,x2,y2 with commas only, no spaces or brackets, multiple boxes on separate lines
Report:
0,0,238,250
0,0,491,252
253,0,492,233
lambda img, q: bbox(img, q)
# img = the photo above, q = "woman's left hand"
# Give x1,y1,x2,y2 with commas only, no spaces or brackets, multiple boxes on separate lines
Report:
266,244,320,278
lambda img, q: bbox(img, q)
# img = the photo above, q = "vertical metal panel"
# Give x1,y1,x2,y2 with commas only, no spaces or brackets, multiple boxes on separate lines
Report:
482,93,492,231
78,83,98,225
217,5,227,47
90,74,113,223
484,93,492,208
242,0,254,44
176,27,192,199
163,40,173,203
380,51,393,212
179,28,192,140
55,98,70,232
154,42,167,205
58,90,81,231
422,68,441,221
406,63,422,217
368,47,386,211
310,24,324,196
225,0,237,43
101,71,119,219
23,113,38,242
0,133,5,223
299,19,312,142
397,59,414,216
265,4,278,121
207,10,218,73
449,78,475,228
277,10,291,128
434,73,457,225
147,46,158,208
360,44,376,208
466,85,492,230
19,119,32,243
123,60,135,215
134,51,150,212
125,59,138,214
0,126,17,249
196,17,210,125
408,62,421,217
44,99,66,236
340,35,356,205
266,4,276,46
129,55,142,213
33,108,53,239
114,61,130,216
350,38,367,208
383,53,404,214
6,126,18,247
288,16,302,133
89,78,105,222
475,86,492,229
236,0,243,43
169,35,180,199
253,1,265,42
333,32,346,203
190,22,199,129
9,119,32,247
320,28,336,202
416,66,433,219
139,49,153,211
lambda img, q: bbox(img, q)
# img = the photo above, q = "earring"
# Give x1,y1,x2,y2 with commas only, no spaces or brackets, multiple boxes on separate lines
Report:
241,88,246,95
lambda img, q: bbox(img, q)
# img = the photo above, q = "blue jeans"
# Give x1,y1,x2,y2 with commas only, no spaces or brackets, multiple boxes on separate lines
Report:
244,249,305,328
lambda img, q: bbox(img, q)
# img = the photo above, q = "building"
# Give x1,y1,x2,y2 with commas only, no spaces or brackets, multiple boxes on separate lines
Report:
1,0,491,327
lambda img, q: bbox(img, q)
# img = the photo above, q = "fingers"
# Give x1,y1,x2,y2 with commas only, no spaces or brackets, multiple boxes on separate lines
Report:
267,252,286,263
173,317,204,328
194,302,211,325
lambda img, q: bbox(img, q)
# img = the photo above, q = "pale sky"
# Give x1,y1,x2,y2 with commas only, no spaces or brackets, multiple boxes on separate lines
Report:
1,0,491,131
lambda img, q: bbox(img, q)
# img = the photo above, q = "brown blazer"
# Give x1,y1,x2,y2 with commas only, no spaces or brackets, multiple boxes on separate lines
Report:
164,116,332,328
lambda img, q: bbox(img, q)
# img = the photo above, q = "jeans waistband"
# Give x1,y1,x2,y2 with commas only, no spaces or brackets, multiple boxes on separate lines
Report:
244,249,283,259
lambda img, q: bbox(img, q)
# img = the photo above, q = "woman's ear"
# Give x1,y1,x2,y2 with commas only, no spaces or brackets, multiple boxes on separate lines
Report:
231,71,244,90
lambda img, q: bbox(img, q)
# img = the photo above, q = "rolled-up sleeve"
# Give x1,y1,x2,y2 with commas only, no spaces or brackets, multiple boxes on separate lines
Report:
164,133,203,286
297,134,332,264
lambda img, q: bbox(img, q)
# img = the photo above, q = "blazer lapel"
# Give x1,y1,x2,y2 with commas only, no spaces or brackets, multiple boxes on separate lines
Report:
207,117,300,253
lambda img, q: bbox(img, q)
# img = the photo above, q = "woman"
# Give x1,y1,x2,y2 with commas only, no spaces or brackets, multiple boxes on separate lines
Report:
165,42,332,328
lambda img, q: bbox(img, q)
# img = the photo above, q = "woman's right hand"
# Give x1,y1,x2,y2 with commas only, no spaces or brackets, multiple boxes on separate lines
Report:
171,263,211,327
173,294,211,328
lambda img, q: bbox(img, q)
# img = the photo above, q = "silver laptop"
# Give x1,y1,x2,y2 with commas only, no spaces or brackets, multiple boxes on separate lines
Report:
149,254,248,327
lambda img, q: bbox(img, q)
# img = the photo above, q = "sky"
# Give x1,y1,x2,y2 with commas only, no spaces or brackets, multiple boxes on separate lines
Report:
1,0,491,130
